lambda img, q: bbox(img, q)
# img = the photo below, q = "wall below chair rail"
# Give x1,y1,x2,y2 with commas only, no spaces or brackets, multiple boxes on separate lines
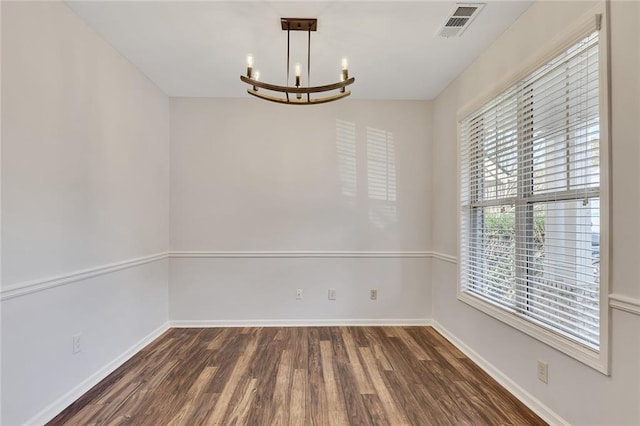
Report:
1,260,169,426
169,255,431,324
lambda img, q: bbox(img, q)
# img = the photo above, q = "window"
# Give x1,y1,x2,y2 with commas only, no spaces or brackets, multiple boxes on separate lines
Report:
459,28,607,369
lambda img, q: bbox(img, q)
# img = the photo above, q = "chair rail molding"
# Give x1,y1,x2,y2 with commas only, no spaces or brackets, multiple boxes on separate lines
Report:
0,252,169,301
429,251,458,264
1,250,458,301
608,293,640,316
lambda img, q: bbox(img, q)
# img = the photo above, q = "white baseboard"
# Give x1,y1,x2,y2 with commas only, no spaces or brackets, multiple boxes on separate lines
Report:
26,322,170,426
430,320,569,426
169,318,432,328
169,251,431,258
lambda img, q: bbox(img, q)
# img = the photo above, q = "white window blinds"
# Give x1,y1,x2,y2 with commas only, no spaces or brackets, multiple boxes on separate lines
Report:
460,31,601,350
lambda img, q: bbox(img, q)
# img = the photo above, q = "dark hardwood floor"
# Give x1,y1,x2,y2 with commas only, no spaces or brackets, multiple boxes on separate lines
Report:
48,326,546,425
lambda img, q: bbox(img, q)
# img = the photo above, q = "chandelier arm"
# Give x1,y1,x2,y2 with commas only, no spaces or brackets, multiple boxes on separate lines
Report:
240,75,354,94
246,89,351,105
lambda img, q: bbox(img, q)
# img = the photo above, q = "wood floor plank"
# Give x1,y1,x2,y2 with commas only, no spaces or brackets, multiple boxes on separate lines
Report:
395,327,432,361
373,343,394,371
333,355,376,425
348,326,370,348
88,381,145,425
361,394,390,426
205,334,258,423
320,340,350,426
206,328,229,350
307,327,328,426
272,350,293,425
288,369,306,426
290,327,309,370
166,366,218,425
403,327,442,360
359,347,411,426
137,333,213,424
49,326,547,426
341,328,375,394
244,329,283,425
224,377,258,425
412,383,456,426
361,327,395,371
318,326,333,341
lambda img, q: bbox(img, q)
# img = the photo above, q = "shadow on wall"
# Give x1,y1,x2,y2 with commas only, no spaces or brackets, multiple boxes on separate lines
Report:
335,119,397,229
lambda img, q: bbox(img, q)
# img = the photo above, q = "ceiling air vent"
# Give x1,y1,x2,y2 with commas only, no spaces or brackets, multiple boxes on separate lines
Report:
438,3,485,38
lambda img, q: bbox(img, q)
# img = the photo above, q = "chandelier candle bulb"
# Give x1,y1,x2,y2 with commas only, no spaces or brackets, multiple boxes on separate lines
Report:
246,54,253,78
294,63,301,98
341,58,349,80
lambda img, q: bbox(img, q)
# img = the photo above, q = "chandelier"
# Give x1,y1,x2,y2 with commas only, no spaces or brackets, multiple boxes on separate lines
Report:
240,18,355,105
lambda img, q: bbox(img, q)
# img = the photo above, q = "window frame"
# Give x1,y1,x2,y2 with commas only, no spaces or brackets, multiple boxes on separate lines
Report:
456,6,611,374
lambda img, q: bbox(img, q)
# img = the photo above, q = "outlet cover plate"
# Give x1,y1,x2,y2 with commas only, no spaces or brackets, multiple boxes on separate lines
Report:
73,333,82,354
537,360,548,383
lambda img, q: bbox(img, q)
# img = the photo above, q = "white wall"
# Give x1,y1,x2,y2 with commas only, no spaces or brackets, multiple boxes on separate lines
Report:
169,98,432,323
431,1,640,425
1,2,170,425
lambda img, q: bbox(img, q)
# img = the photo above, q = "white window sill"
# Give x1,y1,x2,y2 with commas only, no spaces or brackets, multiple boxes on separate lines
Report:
457,290,609,374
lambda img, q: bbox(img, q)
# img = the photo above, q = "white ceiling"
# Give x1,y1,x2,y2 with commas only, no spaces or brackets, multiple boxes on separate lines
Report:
66,1,532,100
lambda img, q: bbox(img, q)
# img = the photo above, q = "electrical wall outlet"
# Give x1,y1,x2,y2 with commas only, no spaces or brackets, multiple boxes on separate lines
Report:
537,360,548,383
72,333,82,354
328,288,336,300
296,289,303,300
370,289,378,300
